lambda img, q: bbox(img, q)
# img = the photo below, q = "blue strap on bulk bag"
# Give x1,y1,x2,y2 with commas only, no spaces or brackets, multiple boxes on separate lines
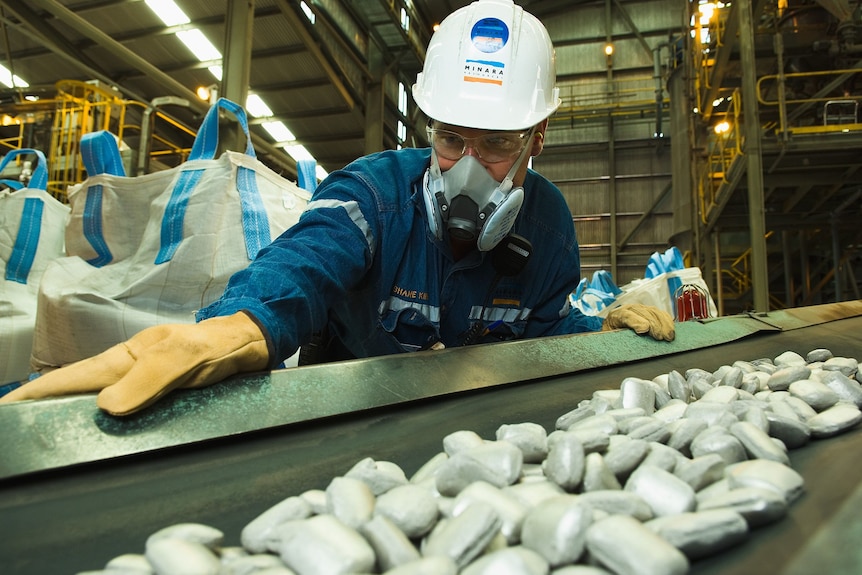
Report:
572,270,621,315
645,246,686,308
0,180,24,190
591,269,622,296
645,246,684,278
79,131,127,267
297,159,318,193
158,97,270,264
0,149,49,284
81,131,127,178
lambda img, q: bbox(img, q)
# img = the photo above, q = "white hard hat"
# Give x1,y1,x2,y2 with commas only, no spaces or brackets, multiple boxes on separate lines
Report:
412,0,560,131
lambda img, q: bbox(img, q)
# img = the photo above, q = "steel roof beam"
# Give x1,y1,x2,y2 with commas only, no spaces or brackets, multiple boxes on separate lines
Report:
0,0,109,79
273,0,355,111
26,0,207,113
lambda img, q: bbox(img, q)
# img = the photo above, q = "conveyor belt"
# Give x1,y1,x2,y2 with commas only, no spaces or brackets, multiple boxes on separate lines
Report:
1,302,861,574
0,308,780,480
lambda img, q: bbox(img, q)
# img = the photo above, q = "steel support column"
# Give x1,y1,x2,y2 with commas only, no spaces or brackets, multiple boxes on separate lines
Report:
609,116,618,280
222,0,254,107
800,230,811,302
782,230,794,307
737,0,769,312
832,218,843,301
669,52,693,253
714,230,724,316
364,42,385,154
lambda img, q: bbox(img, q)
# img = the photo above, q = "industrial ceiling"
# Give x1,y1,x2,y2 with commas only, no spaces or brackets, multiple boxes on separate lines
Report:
0,0,578,180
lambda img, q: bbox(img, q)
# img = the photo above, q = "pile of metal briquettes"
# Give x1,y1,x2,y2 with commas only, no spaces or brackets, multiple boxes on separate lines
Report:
78,348,862,575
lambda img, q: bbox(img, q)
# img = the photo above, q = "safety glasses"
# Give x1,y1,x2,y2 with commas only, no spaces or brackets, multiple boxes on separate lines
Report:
427,127,532,163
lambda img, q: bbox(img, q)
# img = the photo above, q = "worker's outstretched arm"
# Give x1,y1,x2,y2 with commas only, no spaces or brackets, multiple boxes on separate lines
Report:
0,312,269,416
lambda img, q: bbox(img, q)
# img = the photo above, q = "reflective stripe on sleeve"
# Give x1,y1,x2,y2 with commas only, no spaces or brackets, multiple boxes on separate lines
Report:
305,199,374,254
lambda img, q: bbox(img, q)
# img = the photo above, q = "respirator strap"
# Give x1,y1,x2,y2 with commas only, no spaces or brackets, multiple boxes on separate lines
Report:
423,152,448,240
475,126,537,251
479,125,537,217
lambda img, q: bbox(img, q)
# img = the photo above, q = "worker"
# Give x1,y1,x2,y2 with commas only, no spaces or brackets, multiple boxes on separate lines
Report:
0,0,673,416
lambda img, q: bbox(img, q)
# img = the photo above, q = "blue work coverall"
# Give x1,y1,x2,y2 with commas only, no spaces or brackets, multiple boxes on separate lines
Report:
198,148,602,367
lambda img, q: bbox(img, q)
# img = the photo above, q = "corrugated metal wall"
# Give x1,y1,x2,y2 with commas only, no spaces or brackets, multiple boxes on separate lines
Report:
537,0,684,288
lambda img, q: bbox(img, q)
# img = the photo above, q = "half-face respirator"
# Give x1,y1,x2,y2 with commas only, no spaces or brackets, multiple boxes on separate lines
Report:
423,127,535,252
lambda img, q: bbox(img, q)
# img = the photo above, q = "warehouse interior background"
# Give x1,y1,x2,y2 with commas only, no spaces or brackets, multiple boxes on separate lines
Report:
0,0,860,316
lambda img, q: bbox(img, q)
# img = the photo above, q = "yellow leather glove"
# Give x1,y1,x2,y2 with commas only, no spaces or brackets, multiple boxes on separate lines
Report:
0,312,269,416
602,303,676,341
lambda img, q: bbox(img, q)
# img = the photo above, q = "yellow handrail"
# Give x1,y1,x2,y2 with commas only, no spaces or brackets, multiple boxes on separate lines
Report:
697,88,743,224
0,80,198,200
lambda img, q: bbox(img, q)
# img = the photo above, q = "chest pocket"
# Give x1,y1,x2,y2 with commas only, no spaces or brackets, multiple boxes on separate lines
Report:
379,303,440,352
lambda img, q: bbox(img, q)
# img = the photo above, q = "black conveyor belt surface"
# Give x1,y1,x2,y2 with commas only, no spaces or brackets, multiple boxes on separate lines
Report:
1,313,861,574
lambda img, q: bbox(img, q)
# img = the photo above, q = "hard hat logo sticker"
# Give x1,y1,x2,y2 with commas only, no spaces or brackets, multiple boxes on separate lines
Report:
464,59,504,85
470,18,509,53
465,18,508,85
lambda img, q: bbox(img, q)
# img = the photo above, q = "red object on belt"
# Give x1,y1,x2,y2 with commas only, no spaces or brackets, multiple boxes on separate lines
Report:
675,284,710,321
